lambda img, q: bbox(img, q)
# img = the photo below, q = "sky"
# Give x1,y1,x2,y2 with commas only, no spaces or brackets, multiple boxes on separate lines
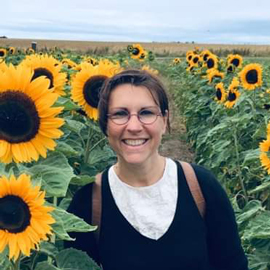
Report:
2,0,270,44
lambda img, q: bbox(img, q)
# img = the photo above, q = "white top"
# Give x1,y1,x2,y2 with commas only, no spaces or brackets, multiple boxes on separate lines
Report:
108,158,178,240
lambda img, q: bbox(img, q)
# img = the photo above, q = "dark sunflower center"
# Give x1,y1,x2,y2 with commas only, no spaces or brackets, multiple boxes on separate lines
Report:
83,75,107,109
188,55,192,61
31,68,54,89
203,54,209,61
216,88,222,100
0,91,40,143
231,58,240,67
207,58,214,69
132,48,140,56
193,57,199,64
227,65,233,72
0,51,5,57
246,69,258,84
228,91,236,101
0,195,31,233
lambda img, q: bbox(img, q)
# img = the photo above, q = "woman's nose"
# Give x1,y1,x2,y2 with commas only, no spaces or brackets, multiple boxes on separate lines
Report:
126,114,143,131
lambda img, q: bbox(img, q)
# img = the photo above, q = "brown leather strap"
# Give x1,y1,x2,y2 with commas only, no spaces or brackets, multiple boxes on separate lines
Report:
92,173,102,242
180,161,206,218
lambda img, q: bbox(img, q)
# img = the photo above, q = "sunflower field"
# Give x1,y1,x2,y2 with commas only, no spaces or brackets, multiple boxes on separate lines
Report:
0,42,270,269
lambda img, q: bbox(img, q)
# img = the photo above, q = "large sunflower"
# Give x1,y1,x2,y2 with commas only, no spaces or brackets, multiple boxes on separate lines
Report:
71,61,121,120
215,82,227,103
260,136,270,174
0,174,55,260
0,64,64,163
224,77,241,108
239,63,263,90
21,54,66,96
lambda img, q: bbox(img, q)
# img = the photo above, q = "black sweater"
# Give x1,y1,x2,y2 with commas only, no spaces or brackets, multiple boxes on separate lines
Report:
65,161,248,270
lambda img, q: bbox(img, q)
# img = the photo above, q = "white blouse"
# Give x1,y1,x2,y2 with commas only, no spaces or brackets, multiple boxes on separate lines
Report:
108,158,178,240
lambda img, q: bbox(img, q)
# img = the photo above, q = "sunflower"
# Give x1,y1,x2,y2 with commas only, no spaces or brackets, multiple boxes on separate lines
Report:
21,54,66,96
173,58,181,65
260,134,270,173
130,44,145,60
224,77,241,108
26,48,35,55
227,64,235,73
0,64,64,163
141,65,159,75
227,54,243,68
0,48,7,58
186,50,194,62
200,50,213,62
8,47,16,55
191,54,200,65
207,69,225,83
62,58,77,69
204,54,218,70
215,82,227,103
71,61,121,120
239,63,263,90
0,174,55,260
127,45,133,52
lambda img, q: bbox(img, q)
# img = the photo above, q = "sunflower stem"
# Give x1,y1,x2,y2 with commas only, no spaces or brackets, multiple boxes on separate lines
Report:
233,126,248,204
13,254,21,270
84,123,94,163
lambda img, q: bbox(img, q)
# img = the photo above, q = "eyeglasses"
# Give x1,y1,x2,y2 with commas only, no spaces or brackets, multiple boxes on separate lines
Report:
107,107,163,125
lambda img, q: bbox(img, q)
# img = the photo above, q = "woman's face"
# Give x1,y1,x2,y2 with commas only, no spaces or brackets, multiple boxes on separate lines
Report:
107,83,167,166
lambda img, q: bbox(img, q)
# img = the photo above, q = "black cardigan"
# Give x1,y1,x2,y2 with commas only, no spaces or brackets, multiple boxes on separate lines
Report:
65,161,248,270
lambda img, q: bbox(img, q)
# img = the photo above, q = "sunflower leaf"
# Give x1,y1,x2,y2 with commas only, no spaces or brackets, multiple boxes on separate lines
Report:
35,261,61,270
52,207,96,233
55,97,80,111
55,141,79,157
40,242,59,258
0,249,12,270
24,152,75,197
65,119,86,134
55,248,101,270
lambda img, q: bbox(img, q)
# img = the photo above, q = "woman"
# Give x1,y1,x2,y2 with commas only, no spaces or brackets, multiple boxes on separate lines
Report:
65,69,248,270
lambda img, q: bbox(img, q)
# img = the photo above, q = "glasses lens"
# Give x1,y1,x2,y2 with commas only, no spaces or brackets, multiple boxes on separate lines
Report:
110,110,129,124
139,108,158,124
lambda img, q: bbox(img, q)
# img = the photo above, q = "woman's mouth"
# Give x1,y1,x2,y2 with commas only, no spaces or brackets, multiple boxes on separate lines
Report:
123,139,148,146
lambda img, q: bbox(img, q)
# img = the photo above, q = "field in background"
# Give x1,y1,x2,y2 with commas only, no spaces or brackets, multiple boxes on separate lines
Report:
1,38,270,57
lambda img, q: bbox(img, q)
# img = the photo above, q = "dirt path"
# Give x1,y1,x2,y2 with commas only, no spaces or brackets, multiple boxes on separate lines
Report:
159,97,195,163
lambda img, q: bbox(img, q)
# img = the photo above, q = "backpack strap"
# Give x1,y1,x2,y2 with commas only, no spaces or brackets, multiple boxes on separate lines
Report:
92,173,102,242
180,161,206,218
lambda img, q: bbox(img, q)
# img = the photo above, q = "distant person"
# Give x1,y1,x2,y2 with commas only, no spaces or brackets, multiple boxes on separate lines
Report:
65,69,248,270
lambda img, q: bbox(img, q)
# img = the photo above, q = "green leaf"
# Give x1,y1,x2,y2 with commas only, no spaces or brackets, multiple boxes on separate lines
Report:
52,207,96,233
242,148,260,165
65,119,86,134
35,261,61,270
236,200,263,226
25,152,75,197
0,249,12,270
55,97,80,111
70,175,96,186
55,248,101,270
55,141,79,157
243,211,270,241
39,242,59,258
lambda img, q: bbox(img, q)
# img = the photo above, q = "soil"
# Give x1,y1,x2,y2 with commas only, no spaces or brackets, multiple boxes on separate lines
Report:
159,101,195,163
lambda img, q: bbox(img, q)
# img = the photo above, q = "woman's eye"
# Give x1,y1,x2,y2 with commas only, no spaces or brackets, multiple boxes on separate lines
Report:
140,110,155,116
112,111,128,118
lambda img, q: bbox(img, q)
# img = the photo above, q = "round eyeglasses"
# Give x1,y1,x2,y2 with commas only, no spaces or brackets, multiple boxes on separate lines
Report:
107,107,163,125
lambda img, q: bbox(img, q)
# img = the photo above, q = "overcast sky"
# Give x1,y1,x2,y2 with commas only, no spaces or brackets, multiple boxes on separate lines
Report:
2,0,270,44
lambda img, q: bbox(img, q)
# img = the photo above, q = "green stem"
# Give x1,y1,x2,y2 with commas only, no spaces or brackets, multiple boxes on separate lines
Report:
88,137,107,153
233,127,248,203
84,124,93,163
13,254,21,270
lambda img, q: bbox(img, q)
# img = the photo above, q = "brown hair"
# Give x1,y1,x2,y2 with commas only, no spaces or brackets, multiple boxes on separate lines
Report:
98,69,170,136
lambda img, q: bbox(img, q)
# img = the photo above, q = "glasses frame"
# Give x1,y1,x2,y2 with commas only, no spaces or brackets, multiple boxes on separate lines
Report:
107,107,163,125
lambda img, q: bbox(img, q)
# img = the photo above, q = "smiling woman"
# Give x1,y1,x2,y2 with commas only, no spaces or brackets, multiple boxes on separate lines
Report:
65,69,248,270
